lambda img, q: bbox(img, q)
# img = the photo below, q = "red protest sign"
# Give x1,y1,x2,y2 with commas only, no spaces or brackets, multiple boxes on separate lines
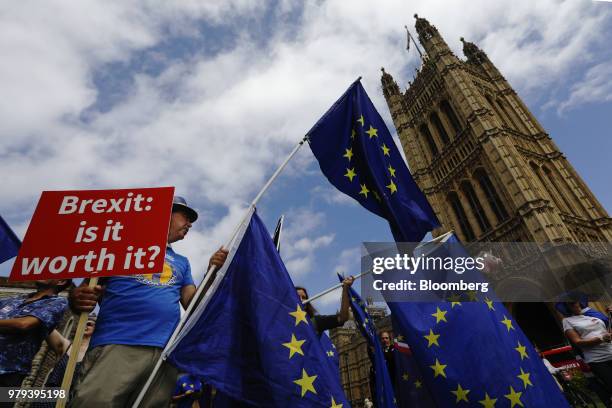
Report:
10,187,175,281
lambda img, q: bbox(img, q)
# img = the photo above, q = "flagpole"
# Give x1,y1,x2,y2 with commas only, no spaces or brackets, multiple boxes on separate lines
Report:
131,135,309,408
56,278,98,408
405,25,424,59
302,270,373,305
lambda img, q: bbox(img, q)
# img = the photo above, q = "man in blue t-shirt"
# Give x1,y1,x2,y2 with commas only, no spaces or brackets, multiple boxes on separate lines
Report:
69,196,228,408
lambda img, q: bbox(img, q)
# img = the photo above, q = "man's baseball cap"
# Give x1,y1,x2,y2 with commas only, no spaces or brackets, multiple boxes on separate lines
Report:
172,196,198,222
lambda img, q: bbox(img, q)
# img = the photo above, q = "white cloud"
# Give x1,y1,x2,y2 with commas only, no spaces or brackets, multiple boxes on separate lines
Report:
281,208,335,279
333,247,361,277
557,61,612,113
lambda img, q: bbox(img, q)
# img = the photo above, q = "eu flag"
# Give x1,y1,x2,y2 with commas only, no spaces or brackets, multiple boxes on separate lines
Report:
338,274,395,407
167,210,349,407
307,79,439,242
387,234,570,407
0,215,20,264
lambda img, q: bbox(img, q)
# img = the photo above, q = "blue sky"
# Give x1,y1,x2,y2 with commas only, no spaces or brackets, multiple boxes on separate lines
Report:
1,0,611,314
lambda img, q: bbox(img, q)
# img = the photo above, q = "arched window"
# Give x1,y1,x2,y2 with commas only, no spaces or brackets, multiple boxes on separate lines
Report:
419,123,439,157
474,169,509,222
448,192,475,241
430,112,450,144
461,181,491,233
440,100,461,134
542,166,573,214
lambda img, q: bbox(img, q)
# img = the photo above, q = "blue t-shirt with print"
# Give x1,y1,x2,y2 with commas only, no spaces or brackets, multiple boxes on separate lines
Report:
0,294,67,375
90,246,194,349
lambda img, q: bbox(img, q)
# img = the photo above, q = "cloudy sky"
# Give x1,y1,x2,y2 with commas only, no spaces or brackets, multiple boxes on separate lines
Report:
1,0,611,313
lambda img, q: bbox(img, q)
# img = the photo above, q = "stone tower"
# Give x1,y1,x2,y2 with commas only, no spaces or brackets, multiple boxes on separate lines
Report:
381,15,611,346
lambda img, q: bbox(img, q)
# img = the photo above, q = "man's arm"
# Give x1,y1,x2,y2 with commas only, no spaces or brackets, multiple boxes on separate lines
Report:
565,328,611,346
181,248,229,309
46,329,70,355
338,276,355,324
180,285,197,309
0,316,41,333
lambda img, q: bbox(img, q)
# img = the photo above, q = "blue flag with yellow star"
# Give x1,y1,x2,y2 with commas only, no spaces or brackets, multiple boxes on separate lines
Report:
0,214,20,264
167,210,350,407
387,234,570,407
338,273,396,408
307,79,439,242
320,332,340,379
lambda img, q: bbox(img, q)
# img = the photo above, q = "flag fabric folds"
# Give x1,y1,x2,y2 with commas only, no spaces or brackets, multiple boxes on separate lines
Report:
320,332,340,378
167,211,349,407
307,79,439,242
0,215,20,264
338,274,395,408
391,320,436,408
387,234,570,407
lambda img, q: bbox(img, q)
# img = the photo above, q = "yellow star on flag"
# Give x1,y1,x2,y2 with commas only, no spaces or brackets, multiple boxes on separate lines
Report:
344,168,356,182
500,315,514,332
282,334,305,359
386,180,397,194
289,305,308,326
447,293,462,308
396,334,404,341
357,115,364,126
402,372,409,381
381,143,390,156
387,164,396,178
359,184,370,198
517,367,533,388
504,386,524,407
466,291,478,301
514,341,529,360
429,358,447,378
424,329,440,347
330,397,343,408
431,307,448,323
293,369,317,397
484,297,495,310
343,148,353,161
373,191,381,202
365,125,378,138
351,129,356,139
452,384,470,403
479,393,497,408
414,380,422,388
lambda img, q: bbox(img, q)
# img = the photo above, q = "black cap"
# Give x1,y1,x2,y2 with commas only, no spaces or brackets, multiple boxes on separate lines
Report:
172,196,198,222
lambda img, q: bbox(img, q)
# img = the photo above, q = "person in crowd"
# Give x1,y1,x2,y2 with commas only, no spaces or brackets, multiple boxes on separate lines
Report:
0,279,70,389
171,373,203,408
380,331,396,385
295,275,355,336
69,196,228,408
560,300,612,392
31,315,97,408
